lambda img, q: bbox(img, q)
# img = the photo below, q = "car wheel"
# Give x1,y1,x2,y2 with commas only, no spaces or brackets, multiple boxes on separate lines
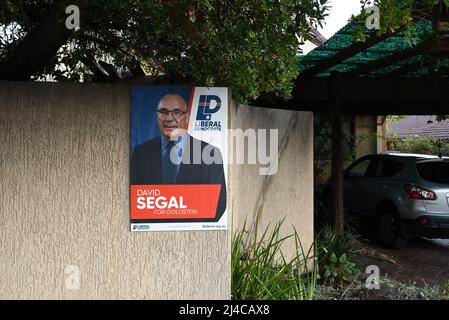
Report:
377,205,408,249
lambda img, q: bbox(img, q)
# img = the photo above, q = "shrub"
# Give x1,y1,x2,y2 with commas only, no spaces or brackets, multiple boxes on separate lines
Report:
322,252,360,285
231,222,317,300
392,137,449,156
316,225,362,287
231,222,366,299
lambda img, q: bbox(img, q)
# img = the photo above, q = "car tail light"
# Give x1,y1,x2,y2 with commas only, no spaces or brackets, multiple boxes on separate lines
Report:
405,184,437,200
418,216,431,225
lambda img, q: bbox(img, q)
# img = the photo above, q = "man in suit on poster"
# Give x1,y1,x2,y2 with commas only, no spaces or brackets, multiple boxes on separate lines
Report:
131,93,227,221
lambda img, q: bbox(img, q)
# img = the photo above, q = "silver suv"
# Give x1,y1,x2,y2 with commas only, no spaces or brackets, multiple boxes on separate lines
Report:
343,153,449,249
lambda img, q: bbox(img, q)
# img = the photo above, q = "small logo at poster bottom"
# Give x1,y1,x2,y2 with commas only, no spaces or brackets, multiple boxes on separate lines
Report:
132,224,150,231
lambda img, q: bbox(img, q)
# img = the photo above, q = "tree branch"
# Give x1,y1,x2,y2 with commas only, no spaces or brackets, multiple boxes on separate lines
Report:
0,1,85,81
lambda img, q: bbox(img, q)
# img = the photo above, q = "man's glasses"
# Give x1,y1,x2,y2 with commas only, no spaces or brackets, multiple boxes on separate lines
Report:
157,110,187,120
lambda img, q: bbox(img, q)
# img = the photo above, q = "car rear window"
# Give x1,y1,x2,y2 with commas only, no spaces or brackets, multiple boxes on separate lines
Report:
416,161,449,184
384,160,405,177
369,159,404,177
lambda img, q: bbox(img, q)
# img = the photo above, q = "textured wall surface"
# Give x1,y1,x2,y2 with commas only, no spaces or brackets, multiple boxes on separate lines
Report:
355,115,378,158
230,104,314,258
0,82,229,299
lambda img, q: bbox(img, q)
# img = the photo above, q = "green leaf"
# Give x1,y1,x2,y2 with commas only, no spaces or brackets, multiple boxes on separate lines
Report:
330,253,338,263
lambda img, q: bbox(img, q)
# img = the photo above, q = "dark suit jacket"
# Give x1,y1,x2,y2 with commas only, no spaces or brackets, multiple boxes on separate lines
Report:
131,135,227,222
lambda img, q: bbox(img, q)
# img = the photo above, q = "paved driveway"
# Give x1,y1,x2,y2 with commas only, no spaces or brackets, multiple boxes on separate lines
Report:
361,238,449,286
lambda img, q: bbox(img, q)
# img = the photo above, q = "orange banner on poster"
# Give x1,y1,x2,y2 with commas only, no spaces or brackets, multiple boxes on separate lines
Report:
130,184,221,220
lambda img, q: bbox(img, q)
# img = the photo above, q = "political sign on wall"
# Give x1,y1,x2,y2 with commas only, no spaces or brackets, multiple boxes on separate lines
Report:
130,86,228,231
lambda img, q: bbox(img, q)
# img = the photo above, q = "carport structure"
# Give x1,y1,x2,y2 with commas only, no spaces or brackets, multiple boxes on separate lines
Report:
253,3,449,233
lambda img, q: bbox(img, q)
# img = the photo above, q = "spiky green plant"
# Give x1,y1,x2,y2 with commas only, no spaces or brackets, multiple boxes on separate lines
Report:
231,221,317,300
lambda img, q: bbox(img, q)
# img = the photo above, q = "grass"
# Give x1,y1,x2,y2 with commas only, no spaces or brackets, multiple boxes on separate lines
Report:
231,222,317,300
315,276,449,300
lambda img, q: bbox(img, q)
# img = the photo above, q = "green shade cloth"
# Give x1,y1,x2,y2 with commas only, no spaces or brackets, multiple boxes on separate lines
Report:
298,19,444,77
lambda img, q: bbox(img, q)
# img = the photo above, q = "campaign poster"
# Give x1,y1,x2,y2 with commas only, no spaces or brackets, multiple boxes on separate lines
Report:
130,86,228,231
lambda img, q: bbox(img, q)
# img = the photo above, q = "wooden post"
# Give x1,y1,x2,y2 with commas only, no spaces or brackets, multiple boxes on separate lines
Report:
432,0,449,53
331,74,344,235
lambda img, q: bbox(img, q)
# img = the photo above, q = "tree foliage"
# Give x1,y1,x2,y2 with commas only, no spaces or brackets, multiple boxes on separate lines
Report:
3,1,449,102
353,0,449,41
0,0,328,102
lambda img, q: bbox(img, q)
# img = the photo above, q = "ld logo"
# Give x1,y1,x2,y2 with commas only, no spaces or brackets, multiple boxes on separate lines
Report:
196,95,221,120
